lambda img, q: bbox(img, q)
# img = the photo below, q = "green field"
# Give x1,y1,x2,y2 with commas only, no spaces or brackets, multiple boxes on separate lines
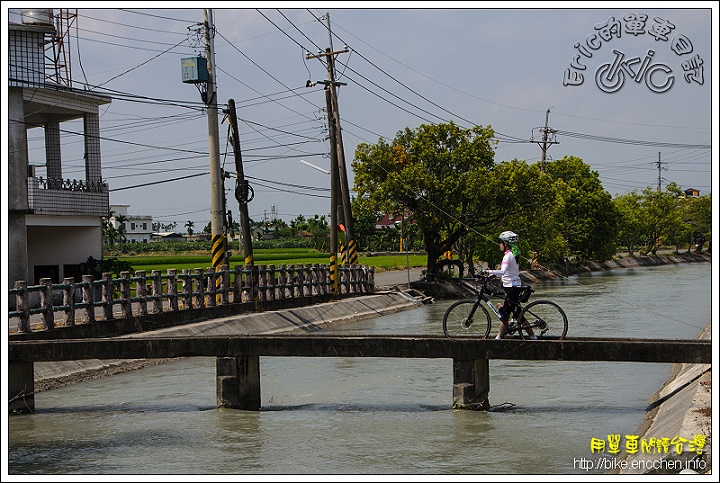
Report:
118,248,427,274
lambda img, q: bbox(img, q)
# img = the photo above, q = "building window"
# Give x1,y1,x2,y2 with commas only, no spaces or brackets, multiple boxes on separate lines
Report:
131,222,136,230
142,223,147,230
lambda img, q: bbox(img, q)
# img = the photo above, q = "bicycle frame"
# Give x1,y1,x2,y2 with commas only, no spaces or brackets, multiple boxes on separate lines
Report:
461,276,525,335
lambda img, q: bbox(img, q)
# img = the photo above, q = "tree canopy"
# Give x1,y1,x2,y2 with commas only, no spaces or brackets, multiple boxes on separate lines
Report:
352,122,499,277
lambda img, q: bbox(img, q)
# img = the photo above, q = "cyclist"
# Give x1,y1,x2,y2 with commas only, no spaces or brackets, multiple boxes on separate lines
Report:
484,231,536,340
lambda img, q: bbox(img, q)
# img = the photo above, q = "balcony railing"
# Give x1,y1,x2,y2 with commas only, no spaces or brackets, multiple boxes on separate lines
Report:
27,176,109,216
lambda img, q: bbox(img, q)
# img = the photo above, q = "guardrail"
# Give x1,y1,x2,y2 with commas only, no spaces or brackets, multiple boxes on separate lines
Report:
9,264,375,333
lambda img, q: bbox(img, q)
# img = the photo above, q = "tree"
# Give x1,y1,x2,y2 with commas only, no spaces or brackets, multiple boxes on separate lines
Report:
463,159,557,271
613,191,645,256
685,193,711,252
185,221,194,236
115,214,128,245
544,156,619,262
353,122,498,279
639,184,685,255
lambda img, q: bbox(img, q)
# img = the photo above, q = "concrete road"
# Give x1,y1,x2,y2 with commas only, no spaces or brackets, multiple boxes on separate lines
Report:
373,268,425,289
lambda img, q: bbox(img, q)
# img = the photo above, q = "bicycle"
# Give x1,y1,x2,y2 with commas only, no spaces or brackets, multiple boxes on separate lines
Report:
442,274,568,340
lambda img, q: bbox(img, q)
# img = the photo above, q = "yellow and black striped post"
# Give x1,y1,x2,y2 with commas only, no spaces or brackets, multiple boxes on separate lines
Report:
329,253,338,296
346,238,358,265
211,233,226,302
339,242,347,265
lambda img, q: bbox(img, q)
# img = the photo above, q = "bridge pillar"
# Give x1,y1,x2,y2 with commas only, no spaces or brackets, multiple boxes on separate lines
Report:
216,356,260,410
9,360,35,414
452,358,490,410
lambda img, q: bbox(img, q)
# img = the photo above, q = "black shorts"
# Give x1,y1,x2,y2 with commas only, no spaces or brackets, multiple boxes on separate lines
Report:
501,286,522,321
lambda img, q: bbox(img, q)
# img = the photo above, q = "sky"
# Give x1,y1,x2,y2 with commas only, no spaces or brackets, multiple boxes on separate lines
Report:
3,3,717,231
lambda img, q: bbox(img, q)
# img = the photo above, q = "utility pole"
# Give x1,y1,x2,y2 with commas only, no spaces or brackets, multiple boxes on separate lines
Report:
203,9,227,276
225,98,257,303
306,12,355,293
326,87,340,295
536,108,558,172
323,13,356,265
655,152,667,192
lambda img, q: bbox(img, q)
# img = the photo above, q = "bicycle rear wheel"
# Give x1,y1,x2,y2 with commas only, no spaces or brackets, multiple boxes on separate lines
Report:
517,300,568,340
443,299,491,338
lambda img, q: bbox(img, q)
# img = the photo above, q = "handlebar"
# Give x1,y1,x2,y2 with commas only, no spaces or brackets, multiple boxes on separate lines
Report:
458,273,502,296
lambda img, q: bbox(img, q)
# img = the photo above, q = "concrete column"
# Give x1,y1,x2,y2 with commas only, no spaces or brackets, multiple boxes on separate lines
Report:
45,120,62,179
8,88,29,289
9,361,35,414
216,356,260,410
83,112,102,183
452,358,490,410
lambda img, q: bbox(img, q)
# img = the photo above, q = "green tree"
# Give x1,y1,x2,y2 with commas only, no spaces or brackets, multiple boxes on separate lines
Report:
103,209,119,247
115,214,128,245
464,159,557,271
353,122,497,279
685,193,711,252
639,183,685,255
544,156,619,262
613,191,645,256
306,214,329,251
185,221,194,236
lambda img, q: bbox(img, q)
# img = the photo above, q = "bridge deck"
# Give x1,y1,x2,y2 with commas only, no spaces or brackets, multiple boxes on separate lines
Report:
8,335,711,363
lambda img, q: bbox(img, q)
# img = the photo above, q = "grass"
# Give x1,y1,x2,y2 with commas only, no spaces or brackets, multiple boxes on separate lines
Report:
117,248,428,274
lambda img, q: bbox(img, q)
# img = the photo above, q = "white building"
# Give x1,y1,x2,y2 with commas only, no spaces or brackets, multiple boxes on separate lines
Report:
110,205,153,244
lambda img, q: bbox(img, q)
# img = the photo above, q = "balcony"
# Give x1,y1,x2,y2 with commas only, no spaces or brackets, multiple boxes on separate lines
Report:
27,176,109,217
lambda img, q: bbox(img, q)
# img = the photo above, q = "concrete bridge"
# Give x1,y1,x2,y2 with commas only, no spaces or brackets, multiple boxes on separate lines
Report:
9,333,711,413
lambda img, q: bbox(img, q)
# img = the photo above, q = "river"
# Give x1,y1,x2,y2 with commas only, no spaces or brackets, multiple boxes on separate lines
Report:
5,262,713,477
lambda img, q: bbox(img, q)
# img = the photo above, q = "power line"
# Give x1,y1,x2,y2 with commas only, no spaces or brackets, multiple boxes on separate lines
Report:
555,130,710,149
110,172,208,191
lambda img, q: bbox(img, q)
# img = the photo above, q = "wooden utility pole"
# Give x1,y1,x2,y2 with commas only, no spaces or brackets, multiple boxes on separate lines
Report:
225,99,258,303
310,12,356,265
325,87,340,295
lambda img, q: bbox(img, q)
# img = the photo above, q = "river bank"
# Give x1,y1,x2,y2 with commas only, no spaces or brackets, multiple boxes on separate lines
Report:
615,321,712,475
410,251,712,298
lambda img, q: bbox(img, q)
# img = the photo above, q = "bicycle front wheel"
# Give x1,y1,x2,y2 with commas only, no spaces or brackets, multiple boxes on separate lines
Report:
518,300,568,340
443,299,491,338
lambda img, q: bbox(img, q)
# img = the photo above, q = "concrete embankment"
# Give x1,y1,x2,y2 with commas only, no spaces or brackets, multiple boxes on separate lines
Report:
522,251,711,282
614,321,712,475
31,290,425,392
409,252,711,299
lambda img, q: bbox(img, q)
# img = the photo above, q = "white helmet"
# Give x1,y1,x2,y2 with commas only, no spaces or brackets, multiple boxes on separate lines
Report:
498,231,519,244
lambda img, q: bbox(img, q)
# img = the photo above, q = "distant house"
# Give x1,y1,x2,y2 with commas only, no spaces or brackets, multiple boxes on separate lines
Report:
185,233,211,242
228,226,265,241
110,205,153,243
374,213,404,230
150,232,185,243
374,212,414,230
683,188,700,199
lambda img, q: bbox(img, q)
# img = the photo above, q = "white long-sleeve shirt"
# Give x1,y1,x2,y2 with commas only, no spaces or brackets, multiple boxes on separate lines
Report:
488,249,521,287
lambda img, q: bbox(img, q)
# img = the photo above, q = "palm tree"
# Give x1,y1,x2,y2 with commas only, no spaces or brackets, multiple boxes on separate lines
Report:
115,214,128,245
103,209,118,246
185,221,195,236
